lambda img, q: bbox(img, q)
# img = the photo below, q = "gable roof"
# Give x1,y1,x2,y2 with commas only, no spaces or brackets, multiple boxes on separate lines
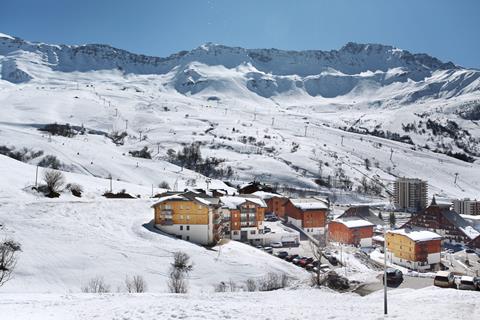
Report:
151,191,220,208
338,205,385,226
251,191,285,200
333,217,374,229
220,196,267,210
289,198,328,211
388,228,442,242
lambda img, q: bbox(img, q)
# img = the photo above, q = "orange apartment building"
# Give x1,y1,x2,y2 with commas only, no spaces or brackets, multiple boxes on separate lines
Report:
252,191,288,218
386,228,442,271
220,195,266,243
328,218,374,247
284,198,329,236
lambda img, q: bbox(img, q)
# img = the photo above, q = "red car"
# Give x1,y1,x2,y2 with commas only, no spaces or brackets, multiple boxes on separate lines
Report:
298,257,314,268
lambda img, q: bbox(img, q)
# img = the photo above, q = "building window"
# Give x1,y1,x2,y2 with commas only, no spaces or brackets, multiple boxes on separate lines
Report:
180,215,184,219
233,231,239,235
180,226,183,231
186,226,190,231
186,215,190,220
250,230,256,235
186,236,190,241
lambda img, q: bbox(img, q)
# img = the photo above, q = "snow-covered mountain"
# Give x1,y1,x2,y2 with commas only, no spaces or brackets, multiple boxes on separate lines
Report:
1,32,480,200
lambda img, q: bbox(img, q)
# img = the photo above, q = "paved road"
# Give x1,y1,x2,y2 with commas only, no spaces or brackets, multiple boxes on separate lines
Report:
354,275,433,296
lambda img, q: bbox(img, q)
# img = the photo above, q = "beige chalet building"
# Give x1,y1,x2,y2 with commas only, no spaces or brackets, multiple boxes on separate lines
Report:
152,191,222,245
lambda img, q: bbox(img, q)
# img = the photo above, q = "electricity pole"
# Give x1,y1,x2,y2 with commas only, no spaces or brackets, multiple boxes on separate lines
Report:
35,165,39,187
125,120,128,131
390,148,394,161
272,117,275,126
304,125,308,137
384,224,388,315
341,135,344,146
454,173,459,184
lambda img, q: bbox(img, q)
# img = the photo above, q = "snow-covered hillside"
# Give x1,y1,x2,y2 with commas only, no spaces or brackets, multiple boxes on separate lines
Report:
0,156,308,293
1,32,480,201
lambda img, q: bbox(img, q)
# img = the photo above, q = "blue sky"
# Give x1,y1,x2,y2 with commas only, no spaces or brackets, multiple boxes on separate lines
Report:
1,0,479,68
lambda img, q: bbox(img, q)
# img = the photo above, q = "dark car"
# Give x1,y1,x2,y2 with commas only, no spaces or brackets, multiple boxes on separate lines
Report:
383,268,403,286
263,227,271,233
266,217,278,222
465,248,475,254
323,253,338,266
298,257,314,268
285,254,299,262
275,251,289,259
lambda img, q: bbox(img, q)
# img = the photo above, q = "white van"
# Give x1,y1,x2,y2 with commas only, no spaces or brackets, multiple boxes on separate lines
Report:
433,271,454,288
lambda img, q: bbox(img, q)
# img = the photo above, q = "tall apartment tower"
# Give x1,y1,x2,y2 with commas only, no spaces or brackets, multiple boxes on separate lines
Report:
393,177,428,212
453,199,480,215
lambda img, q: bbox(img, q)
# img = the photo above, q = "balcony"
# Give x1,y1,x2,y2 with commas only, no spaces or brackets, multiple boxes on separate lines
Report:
161,219,173,226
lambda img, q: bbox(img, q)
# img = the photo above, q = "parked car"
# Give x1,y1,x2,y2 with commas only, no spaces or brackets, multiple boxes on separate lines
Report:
383,268,403,285
465,248,475,254
293,256,307,265
255,245,263,249
271,241,283,248
319,263,330,271
298,257,314,268
434,271,455,288
323,253,338,266
275,251,289,259
266,217,278,222
458,276,477,290
474,277,480,290
263,227,271,233
285,254,299,262
263,246,273,254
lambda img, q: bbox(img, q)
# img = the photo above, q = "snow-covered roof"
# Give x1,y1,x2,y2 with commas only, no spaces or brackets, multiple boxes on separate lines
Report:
460,226,480,240
251,191,284,200
220,196,267,209
151,194,186,207
290,198,328,210
388,229,442,242
333,218,374,228
152,193,219,207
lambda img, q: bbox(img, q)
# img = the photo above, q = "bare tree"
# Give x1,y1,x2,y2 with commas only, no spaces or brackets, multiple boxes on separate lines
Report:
310,232,328,287
81,276,110,293
167,251,193,293
228,278,237,292
214,281,227,292
125,275,147,293
245,278,257,292
0,239,21,287
42,169,65,196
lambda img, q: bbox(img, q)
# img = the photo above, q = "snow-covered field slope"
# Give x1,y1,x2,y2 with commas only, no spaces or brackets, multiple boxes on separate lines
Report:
1,33,480,201
0,156,308,293
0,287,478,320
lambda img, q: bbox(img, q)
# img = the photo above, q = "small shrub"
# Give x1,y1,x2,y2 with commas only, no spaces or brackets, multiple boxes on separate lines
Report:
81,276,111,293
125,275,147,293
66,183,83,197
42,169,65,197
258,272,289,291
38,155,63,169
214,281,227,292
129,146,151,159
158,181,170,189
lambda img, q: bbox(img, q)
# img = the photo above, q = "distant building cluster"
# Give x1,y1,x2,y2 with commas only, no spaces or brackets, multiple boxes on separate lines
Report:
149,178,480,273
